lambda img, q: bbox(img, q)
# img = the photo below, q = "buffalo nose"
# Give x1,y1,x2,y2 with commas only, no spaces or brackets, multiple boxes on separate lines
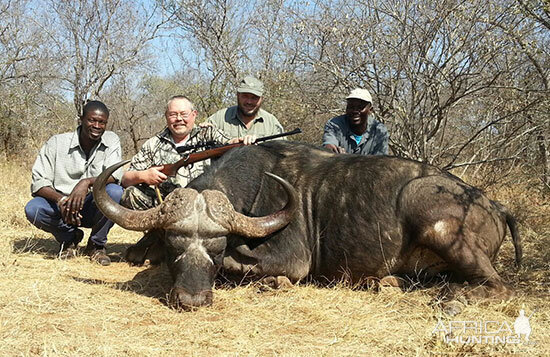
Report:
169,287,213,310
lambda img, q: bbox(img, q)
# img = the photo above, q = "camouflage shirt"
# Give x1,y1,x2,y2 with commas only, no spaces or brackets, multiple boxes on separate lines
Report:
127,126,230,188
323,114,388,155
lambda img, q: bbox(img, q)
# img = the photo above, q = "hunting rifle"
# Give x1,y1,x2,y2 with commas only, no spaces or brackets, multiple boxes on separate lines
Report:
160,128,302,176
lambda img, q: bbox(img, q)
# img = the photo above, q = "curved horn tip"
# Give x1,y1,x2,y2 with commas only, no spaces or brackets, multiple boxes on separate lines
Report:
228,171,298,238
114,159,132,170
263,172,297,197
263,172,285,183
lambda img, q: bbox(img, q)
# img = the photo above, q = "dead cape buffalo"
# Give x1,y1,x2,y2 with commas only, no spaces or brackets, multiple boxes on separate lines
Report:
93,141,521,310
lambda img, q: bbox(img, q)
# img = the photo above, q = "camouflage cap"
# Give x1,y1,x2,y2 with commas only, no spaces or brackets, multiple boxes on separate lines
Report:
237,76,264,97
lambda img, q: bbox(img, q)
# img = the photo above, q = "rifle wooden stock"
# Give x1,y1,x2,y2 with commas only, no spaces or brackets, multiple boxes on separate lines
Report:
160,142,243,176
160,128,302,177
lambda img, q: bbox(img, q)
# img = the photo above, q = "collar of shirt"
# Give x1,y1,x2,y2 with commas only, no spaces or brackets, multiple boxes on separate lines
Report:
156,127,173,144
229,106,266,128
156,127,204,146
70,126,108,153
347,115,376,145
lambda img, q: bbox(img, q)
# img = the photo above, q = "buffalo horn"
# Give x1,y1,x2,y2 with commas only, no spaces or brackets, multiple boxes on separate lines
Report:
227,172,298,238
92,160,164,231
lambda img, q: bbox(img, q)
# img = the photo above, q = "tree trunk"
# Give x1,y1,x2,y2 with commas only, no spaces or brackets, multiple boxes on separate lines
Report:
537,132,550,194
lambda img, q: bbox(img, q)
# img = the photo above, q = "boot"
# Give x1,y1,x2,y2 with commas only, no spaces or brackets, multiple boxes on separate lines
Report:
84,240,111,266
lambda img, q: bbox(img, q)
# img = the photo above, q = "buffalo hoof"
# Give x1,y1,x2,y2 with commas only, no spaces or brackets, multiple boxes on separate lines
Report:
259,276,293,290
363,275,405,291
168,287,213,311
433,284,466,316
463,283,515,301
442,282,514,302
440,300,465,316
379,275,405,288
436,281,514,315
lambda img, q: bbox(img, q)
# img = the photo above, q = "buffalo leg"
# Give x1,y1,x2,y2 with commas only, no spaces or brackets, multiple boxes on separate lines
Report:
422,220,514,301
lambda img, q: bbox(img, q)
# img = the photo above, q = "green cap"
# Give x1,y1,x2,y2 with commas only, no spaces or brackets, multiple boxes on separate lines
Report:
237,76,264,97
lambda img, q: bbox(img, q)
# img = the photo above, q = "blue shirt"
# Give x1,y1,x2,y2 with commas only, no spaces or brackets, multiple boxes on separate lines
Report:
322,114,388,155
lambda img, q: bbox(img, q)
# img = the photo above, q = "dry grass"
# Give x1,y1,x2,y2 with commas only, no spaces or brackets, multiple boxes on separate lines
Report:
0,159,548,356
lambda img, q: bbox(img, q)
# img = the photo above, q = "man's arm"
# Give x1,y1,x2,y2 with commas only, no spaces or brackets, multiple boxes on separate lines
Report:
121,138,168,187
34,186,65,208
199,123,257,146
33,185,80,226
274,117,285,134
259,111,285,139
34,175,116,226
322,118,346,154
30,136,73,214
121,167,167,187
64,133,123,224
206,109,224,129
31,136,57,196
370,123,389,155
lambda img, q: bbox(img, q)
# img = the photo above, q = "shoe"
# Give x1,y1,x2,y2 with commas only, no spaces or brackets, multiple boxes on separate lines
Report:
84,241,111,266
58,244,78,260
73,228,84,246
57,229,84,260
89,248,111,266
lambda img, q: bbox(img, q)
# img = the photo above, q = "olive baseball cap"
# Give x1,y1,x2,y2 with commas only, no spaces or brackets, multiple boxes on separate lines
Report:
346,88,372,103
237,76,264,97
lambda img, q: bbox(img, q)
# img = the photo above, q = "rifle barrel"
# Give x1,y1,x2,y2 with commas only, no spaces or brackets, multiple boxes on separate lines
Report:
255,128,302,143
161,128,302,176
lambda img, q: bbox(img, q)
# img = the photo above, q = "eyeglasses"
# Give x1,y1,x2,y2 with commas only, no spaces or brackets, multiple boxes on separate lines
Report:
167,111,193,120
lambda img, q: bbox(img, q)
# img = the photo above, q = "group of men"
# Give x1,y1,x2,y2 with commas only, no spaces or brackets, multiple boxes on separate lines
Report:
24,75,388,266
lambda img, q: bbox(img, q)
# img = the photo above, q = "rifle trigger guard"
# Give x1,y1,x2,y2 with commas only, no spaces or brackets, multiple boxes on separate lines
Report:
182,153,193,168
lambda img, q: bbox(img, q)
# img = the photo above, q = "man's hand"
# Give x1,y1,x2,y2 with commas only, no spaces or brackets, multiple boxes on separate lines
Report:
58,197,83,226
121,165,168,188
229,135,257,145
60,178,91,226
142,166,168,185
198,122,215,128
324,144,347,154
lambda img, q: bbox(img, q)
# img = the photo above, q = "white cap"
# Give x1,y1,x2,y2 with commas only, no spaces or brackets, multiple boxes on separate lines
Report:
346,88,372,103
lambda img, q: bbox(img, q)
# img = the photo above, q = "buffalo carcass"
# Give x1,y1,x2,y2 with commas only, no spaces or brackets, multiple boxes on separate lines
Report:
93,141,521,309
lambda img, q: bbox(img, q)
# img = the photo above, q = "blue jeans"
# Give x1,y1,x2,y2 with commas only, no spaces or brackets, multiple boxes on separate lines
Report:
25,184,124,246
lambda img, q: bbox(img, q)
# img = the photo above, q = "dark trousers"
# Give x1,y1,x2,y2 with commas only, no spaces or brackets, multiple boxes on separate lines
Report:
24,184,124,246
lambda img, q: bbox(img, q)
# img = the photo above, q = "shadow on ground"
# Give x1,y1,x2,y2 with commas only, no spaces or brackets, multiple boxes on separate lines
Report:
71,266,173,302
12,236,132,263
12,236,174,305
